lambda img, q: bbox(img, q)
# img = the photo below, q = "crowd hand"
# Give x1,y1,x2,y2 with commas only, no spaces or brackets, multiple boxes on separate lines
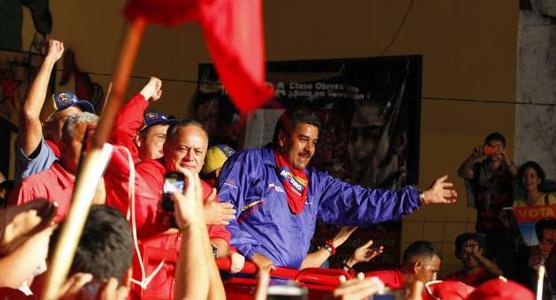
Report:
334,275,385,300
406,281,424,300
332,226,357,248
45,39,64,63
470,145,484,160
170,169,205,229
349,240,383,266
251,253,275,272
139,77,162,101
254,265,271,300
421,175,457,205
203,188,236,225
229,252,246,273
57,274,128,300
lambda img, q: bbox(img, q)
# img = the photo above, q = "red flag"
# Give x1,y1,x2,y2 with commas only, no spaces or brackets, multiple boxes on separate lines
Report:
123,0,274,113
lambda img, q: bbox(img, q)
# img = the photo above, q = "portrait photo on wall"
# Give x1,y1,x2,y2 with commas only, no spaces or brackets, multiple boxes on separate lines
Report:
194,56,422,270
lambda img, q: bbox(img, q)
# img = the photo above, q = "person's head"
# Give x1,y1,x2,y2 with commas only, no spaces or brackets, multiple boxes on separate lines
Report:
518,161,546,194
483,132,506,162
535,218,556,255
202,144,235,178
44,92,95,145
0,199,57,288
50,205,133,283
59,112,99,174
163,120,209,174
136,112,173,160
401,240,442,284
455,233,486,269
272,108,321,170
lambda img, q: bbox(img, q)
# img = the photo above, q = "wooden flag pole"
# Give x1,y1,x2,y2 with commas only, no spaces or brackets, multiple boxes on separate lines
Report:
41,17,146,300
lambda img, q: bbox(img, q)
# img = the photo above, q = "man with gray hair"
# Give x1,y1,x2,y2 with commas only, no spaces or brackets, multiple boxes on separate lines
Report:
10,112,101,222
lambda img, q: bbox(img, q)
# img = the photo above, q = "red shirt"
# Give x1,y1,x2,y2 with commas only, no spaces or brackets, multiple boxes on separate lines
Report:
109,93,148,163
10,162,74,222
105,154,231,299
365,269,405,289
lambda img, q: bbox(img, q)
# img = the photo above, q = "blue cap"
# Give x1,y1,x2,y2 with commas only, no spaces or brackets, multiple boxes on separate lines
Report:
52,92,95,114
144,111,174,128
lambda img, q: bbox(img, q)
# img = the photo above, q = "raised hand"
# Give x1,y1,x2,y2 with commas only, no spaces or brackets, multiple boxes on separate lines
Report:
421,175,457,205
45,39,64,63
170,169,205,229
139,77,163,101
347,240,383,267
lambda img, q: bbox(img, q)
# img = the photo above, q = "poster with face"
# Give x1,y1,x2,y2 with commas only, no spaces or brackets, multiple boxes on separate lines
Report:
195,56,422,270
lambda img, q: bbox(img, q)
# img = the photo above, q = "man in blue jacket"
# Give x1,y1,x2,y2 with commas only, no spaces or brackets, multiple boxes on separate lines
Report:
218,108,457,269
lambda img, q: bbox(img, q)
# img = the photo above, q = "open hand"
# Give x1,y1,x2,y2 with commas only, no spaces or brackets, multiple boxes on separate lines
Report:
421,175,457,205
203,188,236,225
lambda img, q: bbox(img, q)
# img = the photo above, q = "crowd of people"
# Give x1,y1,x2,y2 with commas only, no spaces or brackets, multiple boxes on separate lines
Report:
0,39,553,300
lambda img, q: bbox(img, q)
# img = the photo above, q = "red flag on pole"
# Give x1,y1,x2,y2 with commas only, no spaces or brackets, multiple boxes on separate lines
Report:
124,0,274,113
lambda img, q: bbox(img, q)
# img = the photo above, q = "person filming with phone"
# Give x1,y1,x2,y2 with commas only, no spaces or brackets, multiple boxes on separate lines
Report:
457,132,518,279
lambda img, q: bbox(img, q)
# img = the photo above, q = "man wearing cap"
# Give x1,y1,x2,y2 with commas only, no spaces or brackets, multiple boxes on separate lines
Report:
201,144,236,187
218,108,458,269
16,39,95,183
110,76,170,163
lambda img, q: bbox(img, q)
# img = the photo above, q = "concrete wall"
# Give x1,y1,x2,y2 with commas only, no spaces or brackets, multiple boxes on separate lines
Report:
20,0,519,275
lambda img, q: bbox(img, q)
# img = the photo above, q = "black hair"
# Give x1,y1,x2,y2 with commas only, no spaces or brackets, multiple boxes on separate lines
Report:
272,107,322,144
536,218,556,241
50,205,133,282
165,119,208,144
518,161,546,188
484,132,506,147
454,232,485,256
402,240,442,264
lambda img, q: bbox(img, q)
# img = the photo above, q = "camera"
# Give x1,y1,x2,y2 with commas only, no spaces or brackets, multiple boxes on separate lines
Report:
483,145,497,156
161,171,185,212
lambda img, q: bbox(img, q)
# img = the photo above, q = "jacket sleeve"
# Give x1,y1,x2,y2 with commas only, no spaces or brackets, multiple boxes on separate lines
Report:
217,151,264,259
316,171,421,225
109,93,148,163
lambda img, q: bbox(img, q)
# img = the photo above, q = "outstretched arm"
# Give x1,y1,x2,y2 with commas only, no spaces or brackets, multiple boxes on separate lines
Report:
19,39,64,156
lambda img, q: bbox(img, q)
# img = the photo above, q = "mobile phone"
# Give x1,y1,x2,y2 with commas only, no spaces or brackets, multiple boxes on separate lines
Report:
483,145,497,155
161,171,185,212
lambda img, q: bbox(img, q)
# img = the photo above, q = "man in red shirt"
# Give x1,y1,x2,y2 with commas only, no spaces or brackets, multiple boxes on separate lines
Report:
10,112,101,222
105,119,233,299
365,240,442,290
110,77,171,163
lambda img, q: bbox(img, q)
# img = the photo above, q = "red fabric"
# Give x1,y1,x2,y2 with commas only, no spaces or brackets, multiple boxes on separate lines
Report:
123,0,273,113
123,0,198,26
109,93,149,163
45,139,61,158
274,150,308,214
422,280,475,300
10,162,74,223
443,268,490,287
467,279,534,300
364,269,405,290
0,287,35,299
